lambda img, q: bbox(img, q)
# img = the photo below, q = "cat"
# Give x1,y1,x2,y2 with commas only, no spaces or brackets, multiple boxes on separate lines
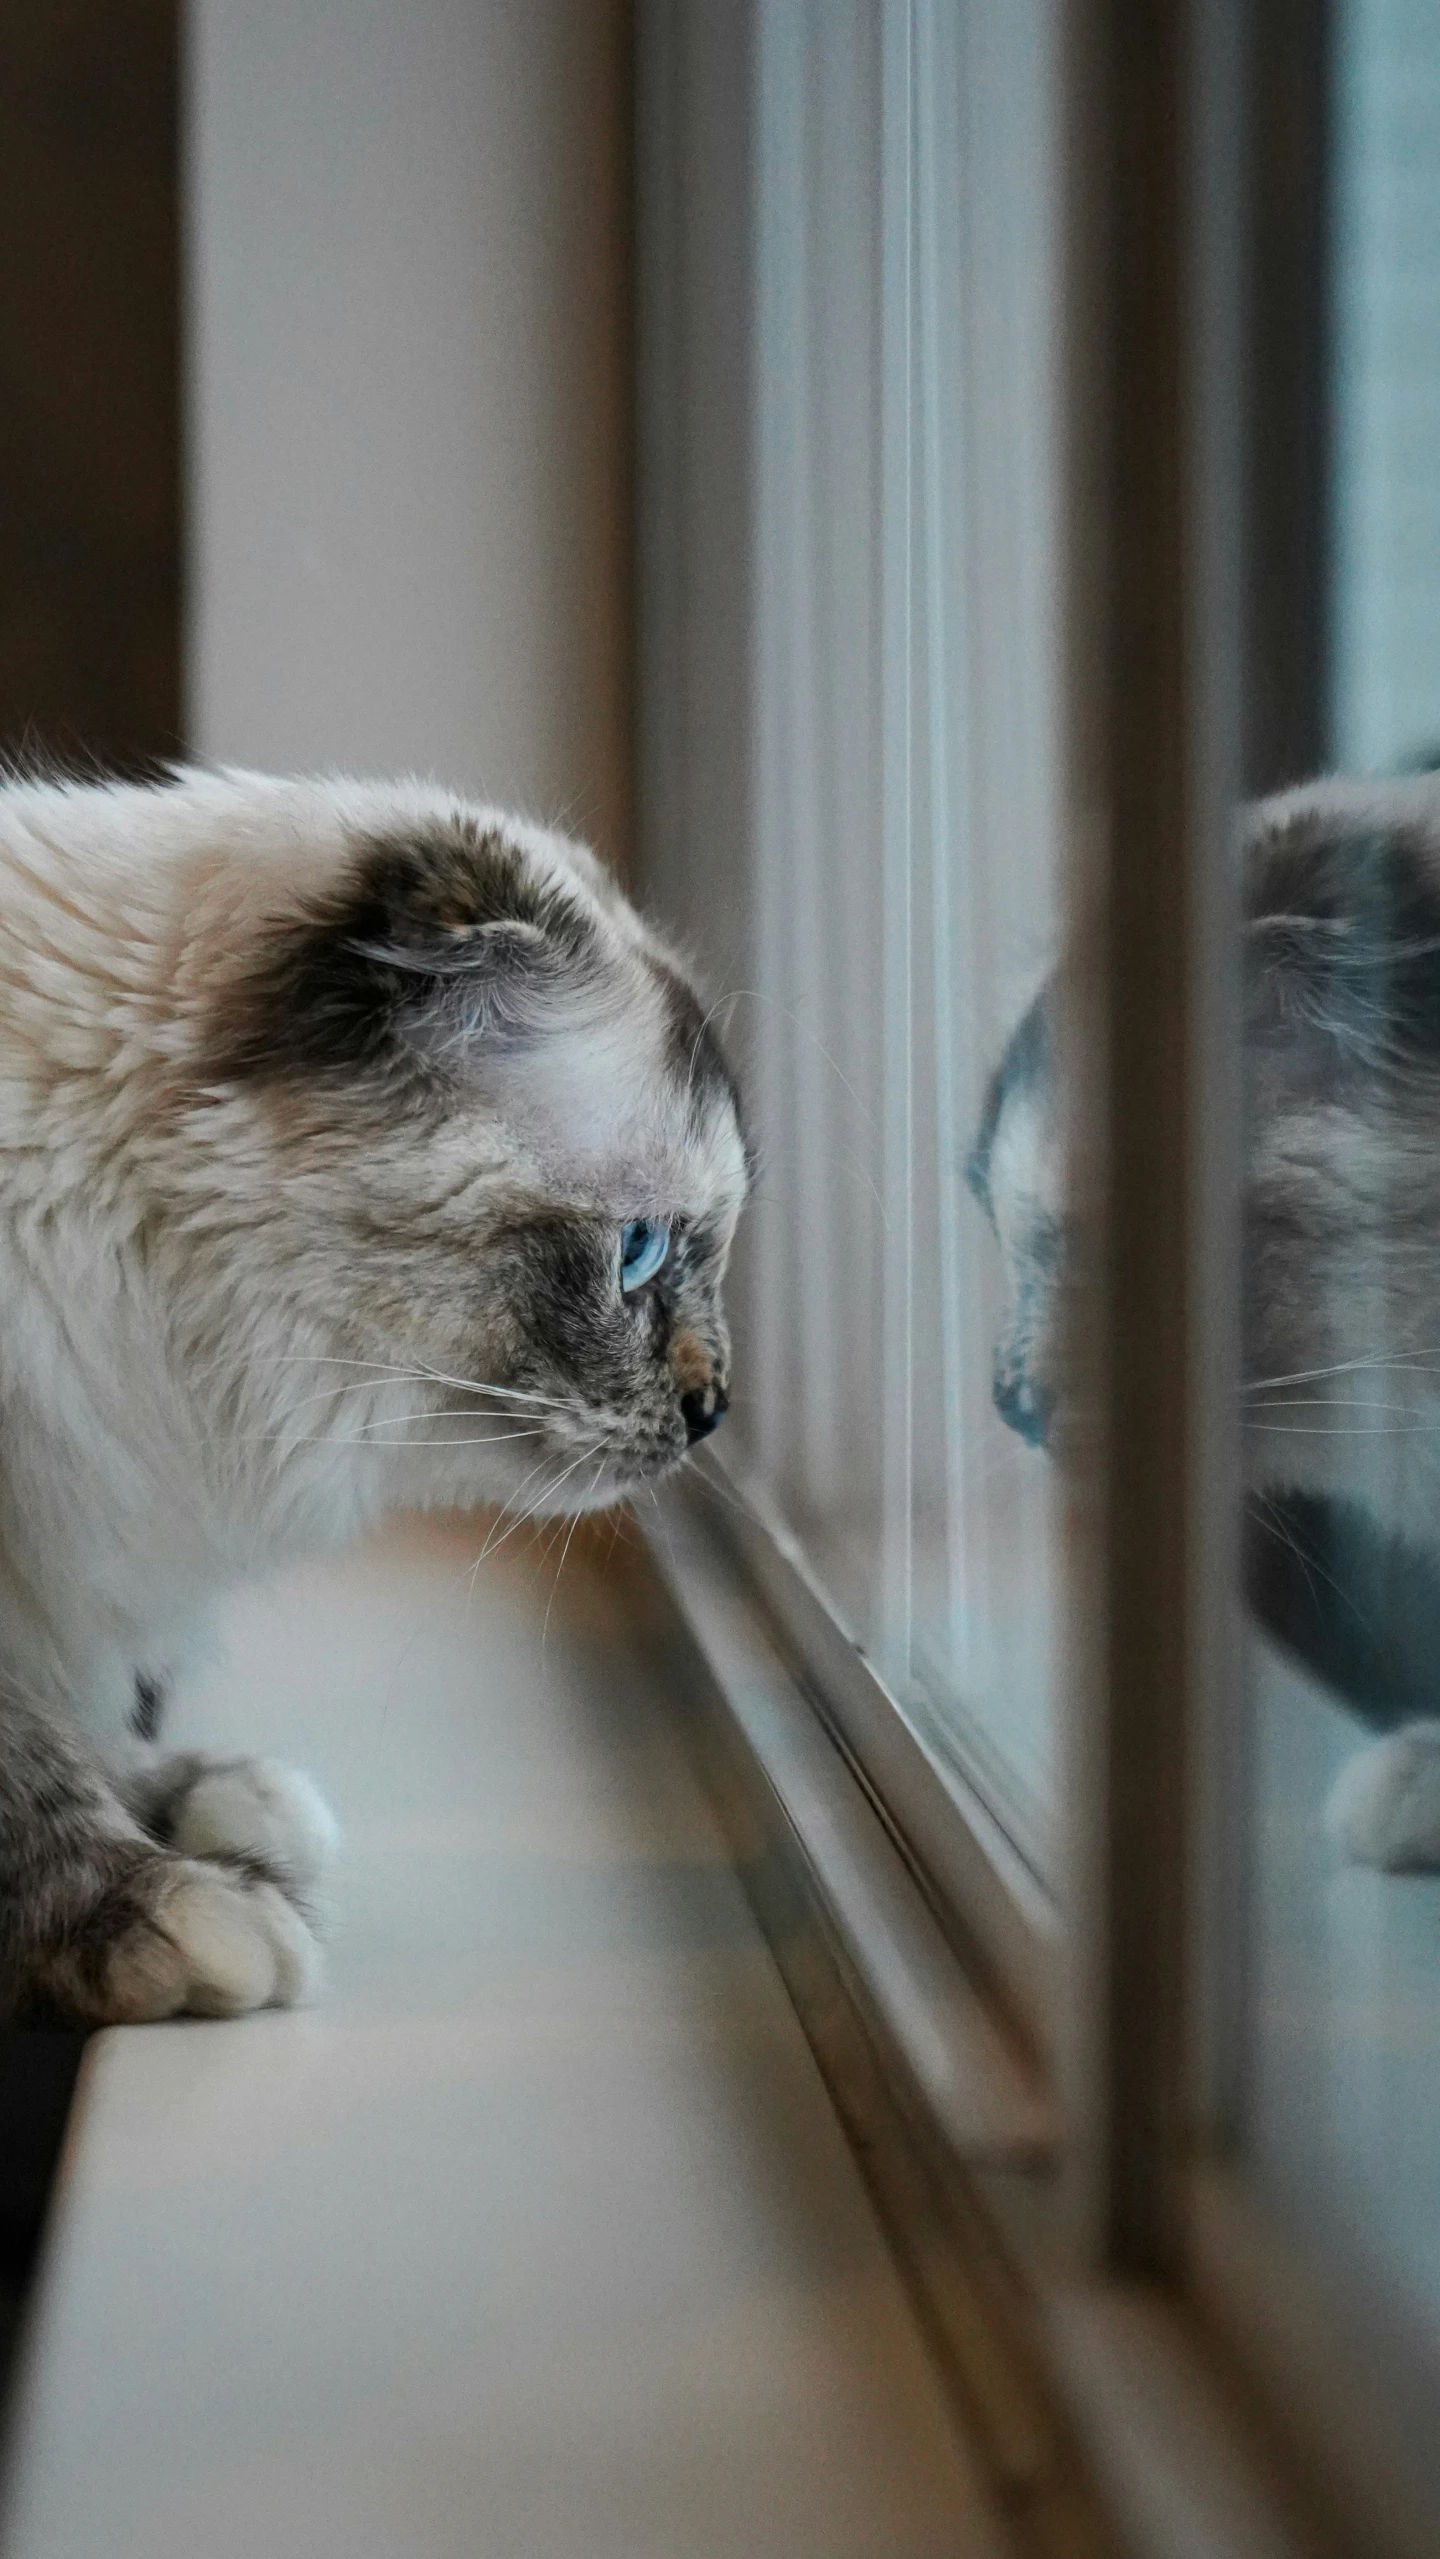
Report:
0,766,747,2024
968,770,1440,1872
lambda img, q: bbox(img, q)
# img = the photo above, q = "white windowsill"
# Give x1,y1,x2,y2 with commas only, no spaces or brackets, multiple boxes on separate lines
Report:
0,1516,1007,2559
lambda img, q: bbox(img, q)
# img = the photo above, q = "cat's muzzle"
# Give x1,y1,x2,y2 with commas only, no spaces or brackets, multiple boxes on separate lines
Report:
992,1353,1053,1451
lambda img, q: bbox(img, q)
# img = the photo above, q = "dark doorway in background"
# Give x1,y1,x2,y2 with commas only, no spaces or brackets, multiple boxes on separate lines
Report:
0,0,181,772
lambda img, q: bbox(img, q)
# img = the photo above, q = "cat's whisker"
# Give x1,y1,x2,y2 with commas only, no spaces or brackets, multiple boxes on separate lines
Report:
356,1433,549,1449
678,1455,753,1521
1245,1419,1440,1435
343,1407,550,1438
282,1375,437,1418
686,985,874,1126
1249,1487,1315,1593
409,1358,571,1412
273,1354,571,1413
532,1435,617,1518
472,1441,589,1570
510,1448,612,1602
465,1480,538,1599
243,1426,546,1452
282,1373,559,1422
1243,1346,1440,1392
1246,1395,1440,1413
541,1478,607,1648
603,1505,634,1568
1248,1489,1375,1632
739,1143,889,1227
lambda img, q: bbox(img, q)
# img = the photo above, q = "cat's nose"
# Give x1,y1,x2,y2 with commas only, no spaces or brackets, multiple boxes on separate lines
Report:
681,1384,729,1444
993,1365,1052,1450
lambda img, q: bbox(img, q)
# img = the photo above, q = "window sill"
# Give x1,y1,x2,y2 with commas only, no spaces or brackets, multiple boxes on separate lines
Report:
0,1516,1006,2559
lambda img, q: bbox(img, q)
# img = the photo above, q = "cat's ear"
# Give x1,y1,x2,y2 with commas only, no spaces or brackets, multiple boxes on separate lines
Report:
347,912,584,1064
1243,808,1440,1079
210,825,598,1087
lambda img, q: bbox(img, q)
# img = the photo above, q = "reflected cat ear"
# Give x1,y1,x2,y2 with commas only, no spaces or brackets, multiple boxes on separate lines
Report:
1244,813,1440,1078
210,822,599,1087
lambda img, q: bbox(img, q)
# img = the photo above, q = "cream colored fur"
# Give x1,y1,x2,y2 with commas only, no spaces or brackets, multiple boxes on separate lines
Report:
0,768,747,2019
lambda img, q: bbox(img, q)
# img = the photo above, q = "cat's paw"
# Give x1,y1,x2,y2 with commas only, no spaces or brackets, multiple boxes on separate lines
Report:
45,1858,324,2025
165,1758,340,1908
1325,1721,1440,1872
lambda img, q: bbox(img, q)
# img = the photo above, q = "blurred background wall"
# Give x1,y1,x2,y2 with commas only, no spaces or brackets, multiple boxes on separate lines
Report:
189,0,634,868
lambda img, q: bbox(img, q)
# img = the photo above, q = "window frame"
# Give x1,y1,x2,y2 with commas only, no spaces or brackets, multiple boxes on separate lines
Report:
638,4,1439,2553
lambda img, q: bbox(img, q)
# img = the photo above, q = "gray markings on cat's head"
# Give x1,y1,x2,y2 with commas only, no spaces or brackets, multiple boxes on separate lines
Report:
195,791,749,1509
1237,776,1440,1531
1244,798,1440,1089
209,817,604,1088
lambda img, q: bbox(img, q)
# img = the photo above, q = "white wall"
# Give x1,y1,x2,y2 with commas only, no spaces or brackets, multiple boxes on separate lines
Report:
187,0,632,869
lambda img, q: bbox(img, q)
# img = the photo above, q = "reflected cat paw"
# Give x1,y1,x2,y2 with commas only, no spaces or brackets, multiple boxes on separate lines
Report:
1325,1722,1440,1873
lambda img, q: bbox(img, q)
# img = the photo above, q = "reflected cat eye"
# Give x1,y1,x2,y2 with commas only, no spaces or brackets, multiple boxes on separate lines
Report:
619,1218,670,1293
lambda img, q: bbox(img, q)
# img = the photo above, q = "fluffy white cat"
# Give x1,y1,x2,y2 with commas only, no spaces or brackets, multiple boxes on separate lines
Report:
0,767,746,2023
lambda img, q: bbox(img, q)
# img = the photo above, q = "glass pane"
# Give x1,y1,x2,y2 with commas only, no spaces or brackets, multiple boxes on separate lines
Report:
1238,0,1440,2375
638,0,1067,1881
747,0,1065,1873
901,0,1063,1860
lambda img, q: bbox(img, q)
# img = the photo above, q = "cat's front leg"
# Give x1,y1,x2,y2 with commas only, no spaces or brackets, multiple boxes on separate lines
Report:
1325,1720,1440,1872
0,1696,324,2024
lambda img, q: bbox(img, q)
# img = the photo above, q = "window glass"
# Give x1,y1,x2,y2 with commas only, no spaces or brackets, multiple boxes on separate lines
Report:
1239,0,1440,2370
649,0,1067,1876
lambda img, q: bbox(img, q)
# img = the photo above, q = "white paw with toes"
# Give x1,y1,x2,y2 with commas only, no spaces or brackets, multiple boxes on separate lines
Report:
158,1864,323,2016
96,1860,326,2023
169,1757,341,1904
1325,1721,1440,1872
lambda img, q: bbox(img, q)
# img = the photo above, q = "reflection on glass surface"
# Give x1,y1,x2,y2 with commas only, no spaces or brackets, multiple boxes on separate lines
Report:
1240,0,1440,2364
732,1,1063,1874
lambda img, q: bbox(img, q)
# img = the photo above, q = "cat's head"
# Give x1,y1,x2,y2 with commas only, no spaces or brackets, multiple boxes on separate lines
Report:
158,773,748,1516
1235,772,1440,1499
970,774,1440,1495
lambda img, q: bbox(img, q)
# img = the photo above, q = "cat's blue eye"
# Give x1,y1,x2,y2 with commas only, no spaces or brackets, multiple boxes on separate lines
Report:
620,1218,670,1294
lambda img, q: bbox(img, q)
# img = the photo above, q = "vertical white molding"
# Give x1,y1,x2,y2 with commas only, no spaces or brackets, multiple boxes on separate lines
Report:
914,0,969,1643
635,1,687,905
881,0,915,1680
767,10,837,1509
753,0,804,1505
